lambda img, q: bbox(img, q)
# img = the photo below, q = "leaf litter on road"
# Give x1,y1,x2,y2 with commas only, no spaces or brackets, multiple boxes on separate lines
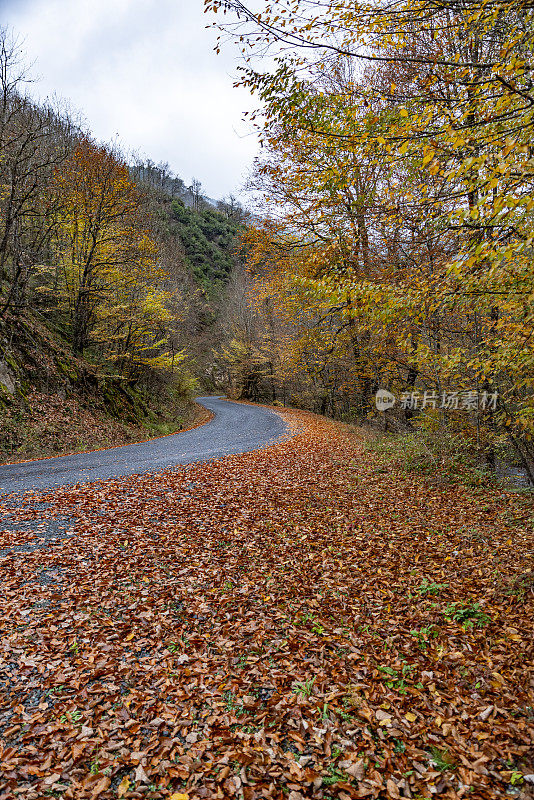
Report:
0,409,532,799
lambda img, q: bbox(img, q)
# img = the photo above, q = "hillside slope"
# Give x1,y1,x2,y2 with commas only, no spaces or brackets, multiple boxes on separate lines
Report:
0,313,206,464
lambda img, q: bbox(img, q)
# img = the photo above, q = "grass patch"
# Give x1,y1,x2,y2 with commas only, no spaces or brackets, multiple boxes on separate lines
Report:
363,427,506,486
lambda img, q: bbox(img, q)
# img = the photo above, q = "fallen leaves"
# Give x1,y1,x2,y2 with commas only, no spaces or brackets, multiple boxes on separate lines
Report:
0,408,532,799
0,390,211,466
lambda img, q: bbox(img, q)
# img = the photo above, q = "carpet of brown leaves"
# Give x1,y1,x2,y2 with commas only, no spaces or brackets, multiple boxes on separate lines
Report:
0,410,532,800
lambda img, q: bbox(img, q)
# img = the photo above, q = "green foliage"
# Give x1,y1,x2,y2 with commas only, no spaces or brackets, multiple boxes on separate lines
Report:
443,601,492,629
170,201,243,295
377,663,414,694
223,690,245,715
292,677,315,698
363,430,500,487
415,579,448,597
505,572,534,602
323,765,349,785
410,626,438,650
429,747,457,772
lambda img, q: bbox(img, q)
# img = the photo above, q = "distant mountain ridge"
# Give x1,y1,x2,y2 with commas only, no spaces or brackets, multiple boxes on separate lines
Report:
129,159,226,212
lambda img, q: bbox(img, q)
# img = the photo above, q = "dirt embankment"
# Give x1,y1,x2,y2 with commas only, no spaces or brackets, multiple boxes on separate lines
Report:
0,313,203,464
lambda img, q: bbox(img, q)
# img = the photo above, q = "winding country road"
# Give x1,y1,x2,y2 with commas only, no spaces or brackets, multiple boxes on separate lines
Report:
0,397,288,495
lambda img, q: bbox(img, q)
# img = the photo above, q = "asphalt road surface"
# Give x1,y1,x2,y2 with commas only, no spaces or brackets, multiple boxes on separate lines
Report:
0,397,288,495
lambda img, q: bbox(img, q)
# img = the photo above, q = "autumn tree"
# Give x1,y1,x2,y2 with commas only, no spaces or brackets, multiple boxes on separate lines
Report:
0,28,75,316
49,139,174,371
207,0,534,476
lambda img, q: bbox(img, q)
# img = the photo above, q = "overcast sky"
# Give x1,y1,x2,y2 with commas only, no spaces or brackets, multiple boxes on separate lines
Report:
0,0,259,200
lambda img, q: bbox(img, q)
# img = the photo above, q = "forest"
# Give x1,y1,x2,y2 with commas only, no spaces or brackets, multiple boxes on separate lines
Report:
0,5,532,799
0,28,246,460
3,0,533,483
206,0,534,485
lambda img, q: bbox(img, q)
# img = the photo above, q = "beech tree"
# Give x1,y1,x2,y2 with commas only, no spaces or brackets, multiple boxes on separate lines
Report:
206,0,534,475
50,139,174,369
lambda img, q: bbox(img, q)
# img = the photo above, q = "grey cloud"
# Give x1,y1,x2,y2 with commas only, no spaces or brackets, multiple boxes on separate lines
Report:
0,0,258,199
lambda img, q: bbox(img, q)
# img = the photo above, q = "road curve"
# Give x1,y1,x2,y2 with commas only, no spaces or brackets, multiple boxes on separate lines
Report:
0,397,288,495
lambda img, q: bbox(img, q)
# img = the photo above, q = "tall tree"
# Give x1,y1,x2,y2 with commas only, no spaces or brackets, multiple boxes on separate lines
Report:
50,139,172,369
0,28,75,315
207,0,534,473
